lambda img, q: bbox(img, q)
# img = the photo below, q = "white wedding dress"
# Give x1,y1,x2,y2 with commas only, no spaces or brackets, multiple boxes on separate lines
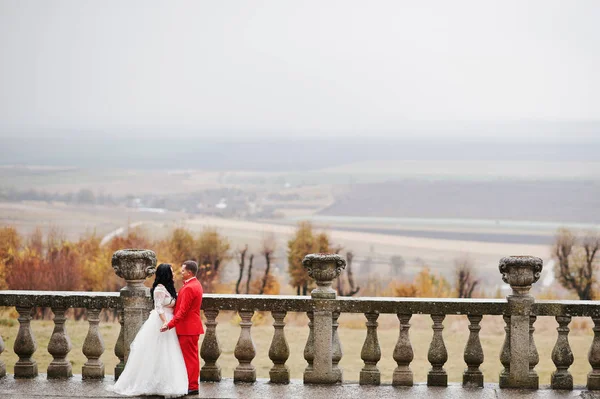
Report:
107,284,188,398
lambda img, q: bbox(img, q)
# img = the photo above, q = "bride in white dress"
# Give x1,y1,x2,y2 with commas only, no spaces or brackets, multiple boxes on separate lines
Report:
108,263,188,398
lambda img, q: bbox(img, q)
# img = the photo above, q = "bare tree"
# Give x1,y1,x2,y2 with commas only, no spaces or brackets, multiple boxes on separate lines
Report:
245,254,254,294
454,255,479,298
259,235,276,295
337,250,360,296
390,255,405,276
235,245,248,294
554,228,600,300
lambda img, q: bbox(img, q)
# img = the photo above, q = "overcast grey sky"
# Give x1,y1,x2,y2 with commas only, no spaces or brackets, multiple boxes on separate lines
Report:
0,1,599,139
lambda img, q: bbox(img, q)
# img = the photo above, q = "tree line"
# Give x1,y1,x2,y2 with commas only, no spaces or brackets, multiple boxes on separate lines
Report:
1,222,597,301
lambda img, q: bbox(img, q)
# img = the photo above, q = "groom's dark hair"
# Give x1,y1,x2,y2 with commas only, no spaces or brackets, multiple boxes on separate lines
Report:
182,260,198,276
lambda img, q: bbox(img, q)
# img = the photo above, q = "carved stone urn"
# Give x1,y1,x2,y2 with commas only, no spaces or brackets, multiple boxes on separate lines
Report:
112,249,157,292
498,255,543,296
303,253,346,299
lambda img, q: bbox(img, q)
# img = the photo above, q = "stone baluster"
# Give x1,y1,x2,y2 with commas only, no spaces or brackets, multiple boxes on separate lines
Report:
14,305,37,378
463,314,484,387
360,312,381,385
529,316,539,387
427,314,448,386
82,308,104,379
234,309,256,383
303,311,315,375
551,315,573,390
269,310,290,384
332,311,343,383
302,253,346,384
112,249,156,362
393,313,413,386
498,255,543,389
499,315,511,387
0,329,5,378
47,305,72,378
200,309,222,382
114,309,125,380
588,317,600,390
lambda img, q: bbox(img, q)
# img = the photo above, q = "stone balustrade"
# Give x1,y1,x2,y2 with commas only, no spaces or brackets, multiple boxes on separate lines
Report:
0,291,121,379
0,251,600,393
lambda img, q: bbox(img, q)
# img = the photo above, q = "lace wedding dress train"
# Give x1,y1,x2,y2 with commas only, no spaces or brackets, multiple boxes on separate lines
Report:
107,285,188,398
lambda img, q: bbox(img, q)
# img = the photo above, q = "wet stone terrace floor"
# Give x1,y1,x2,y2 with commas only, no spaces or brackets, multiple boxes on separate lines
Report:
2,375,600,399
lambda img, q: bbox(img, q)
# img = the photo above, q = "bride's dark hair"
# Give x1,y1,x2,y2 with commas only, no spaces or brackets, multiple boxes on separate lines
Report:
151,263,178,300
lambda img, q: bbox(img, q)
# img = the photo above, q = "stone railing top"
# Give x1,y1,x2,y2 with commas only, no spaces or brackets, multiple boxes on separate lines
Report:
0,291,598,318
202,294,600,318
0,290,121,309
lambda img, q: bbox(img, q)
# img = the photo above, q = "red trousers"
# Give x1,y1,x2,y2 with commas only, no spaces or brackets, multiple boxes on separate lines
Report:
178,334,200,391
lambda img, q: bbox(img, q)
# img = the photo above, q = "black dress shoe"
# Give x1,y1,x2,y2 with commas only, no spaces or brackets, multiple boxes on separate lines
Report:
187,389,199,395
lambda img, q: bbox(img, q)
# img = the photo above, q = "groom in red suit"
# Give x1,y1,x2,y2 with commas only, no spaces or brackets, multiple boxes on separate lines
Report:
160,260,204,395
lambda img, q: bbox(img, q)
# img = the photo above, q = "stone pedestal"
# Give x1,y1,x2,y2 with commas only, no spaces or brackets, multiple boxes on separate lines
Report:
112,249,156,362
302,254,346,385
498,255,542,389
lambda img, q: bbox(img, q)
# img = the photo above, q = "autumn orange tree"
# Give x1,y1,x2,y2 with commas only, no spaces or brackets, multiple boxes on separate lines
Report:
78,232,121,292
168,227,196,265
287,222,336,296
390,268,452,298
0,226,21,289
6,227,82,291
193,228,231,293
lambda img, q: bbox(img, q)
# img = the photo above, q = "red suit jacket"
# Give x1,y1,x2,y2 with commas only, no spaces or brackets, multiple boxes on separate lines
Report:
167,277,204,335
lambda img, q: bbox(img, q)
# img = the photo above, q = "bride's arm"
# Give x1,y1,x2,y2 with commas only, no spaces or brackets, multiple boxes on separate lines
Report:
154,286,168,325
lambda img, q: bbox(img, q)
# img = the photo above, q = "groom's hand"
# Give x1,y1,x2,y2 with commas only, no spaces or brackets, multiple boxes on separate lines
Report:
160,323,168,332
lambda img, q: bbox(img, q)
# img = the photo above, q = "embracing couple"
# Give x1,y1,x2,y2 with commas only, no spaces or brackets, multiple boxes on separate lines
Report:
108,260,204,398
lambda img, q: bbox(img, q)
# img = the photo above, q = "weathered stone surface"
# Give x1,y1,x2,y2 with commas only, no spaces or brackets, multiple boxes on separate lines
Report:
360,312,381,385
47,306,72,379
303,253,344,384
269,310,290,384
1,290,599,319
112,249,156,363
499,256,543,295
304,309,337,384
393,313,413,386
499,315,511,388
1,376,598,399
303,253,346,299
5,250,600,395
589,317,600,390
427,314,447,387
111,249,157,281
331,311,343,383
82,308,104,379
500,255,543,389
463,315,483,387
0,328,5,378
234,310,256,383
113,309,125,380
551,316,573,390
303,311,315,379
0,291,120,309
14,306,37,378
201,309,222,382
